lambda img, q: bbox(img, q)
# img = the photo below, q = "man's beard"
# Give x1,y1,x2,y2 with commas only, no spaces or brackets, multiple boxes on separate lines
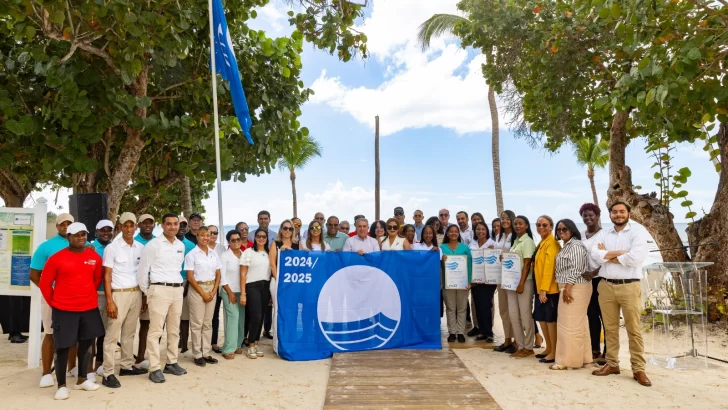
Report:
611,217,629,227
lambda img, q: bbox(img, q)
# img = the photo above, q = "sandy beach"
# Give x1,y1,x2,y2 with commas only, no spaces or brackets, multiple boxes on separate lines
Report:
1,291,727,409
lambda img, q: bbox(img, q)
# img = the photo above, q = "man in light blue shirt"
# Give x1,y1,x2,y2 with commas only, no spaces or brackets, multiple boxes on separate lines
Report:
323,216,349,251
134,214,156,245
413,209,425,242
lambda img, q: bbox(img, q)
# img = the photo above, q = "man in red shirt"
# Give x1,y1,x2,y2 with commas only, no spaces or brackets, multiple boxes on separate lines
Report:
39,222,105,400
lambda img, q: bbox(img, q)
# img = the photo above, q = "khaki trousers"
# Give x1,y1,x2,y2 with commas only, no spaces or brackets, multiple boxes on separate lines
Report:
443,289,469,335
469,288,478,328
556,283,592,368
103,290,142,377
187,283,216,359
507,280,535,350
146,285,184,372
497,287,513,339
598,280,645,372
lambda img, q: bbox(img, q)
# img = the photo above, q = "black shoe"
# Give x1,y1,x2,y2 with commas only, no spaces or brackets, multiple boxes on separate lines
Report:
243,338,249,347
494,343,509,352
466,328,480,337
457,334,466,343
535,353,548,359
119,366,148,376
203,356,218,364
102,375,121,388
475,335,492,341
447,334,456,342
164,363,187,376
539,358,555,364
9,334,27,343
503,344,518,354
149,370,165,383
193,357,206,367
263,331,273,340
212,346,223,354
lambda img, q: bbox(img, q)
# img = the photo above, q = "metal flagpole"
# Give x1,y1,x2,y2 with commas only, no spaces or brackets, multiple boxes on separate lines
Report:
208,0,225,237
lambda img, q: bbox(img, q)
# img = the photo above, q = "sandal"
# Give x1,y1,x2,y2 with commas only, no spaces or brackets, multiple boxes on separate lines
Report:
549,364,568,370
222,353,235,360
234,348,244,355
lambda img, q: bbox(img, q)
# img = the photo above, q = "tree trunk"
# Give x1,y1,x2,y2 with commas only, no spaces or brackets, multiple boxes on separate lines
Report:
588,166,599,206
0,169,33,207
687,122,728,320
374,115,380,221
607,111,685,263
181,176,192,217
488,86,504,216
104,68,150,221
290,167,297,218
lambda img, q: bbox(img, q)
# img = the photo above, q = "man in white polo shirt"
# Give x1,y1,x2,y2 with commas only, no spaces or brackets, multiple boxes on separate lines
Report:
101,212,146,388
343,218,380,254
137,213,187,384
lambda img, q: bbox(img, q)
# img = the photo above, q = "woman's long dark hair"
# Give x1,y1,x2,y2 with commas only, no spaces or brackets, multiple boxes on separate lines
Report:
514,215,534,240
425,216,444,235
472,221,491,242
420,225,437,246
252,228,270,253
369,220,386,239
444,224,462,244
306,220,323,250
498,210,516,242
555,219,582,241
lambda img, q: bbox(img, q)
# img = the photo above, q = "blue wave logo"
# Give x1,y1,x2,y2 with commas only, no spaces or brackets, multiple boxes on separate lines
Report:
472,256,484,264
484,255,498,264
317,266,401,351
503,260,514,269
445,262,459,270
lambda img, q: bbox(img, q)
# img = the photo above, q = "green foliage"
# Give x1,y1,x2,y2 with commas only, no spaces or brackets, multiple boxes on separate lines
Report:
573,137,609,171
278,133,322,171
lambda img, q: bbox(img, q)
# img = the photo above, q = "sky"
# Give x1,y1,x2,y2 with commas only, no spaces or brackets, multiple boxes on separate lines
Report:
20,0,720,228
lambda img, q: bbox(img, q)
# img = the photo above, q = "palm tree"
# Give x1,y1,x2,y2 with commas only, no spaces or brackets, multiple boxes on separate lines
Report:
417,14,504,215
573,137,609,206
278,134,323,218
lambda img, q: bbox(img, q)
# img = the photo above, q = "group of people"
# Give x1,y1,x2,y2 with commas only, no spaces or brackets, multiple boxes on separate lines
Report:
28,201,652,400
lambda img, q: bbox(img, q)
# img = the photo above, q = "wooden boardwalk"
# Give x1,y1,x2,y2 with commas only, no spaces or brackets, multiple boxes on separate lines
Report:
324,348,501,409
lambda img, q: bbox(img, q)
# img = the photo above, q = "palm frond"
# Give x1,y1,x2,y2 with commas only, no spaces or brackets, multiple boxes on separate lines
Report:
572,137,609,168
417,14,471,50
278,135,323,171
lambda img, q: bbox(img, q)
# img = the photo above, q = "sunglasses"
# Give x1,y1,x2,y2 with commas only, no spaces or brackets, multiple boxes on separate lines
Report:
327,223,339,227
280,226,294,232
340,226,350,230
536,223,550,228
293,223,301,227
387,225,399,230
209,231,218,235
239,227,249,231
310,226,322,231
255,235,267,239
229,238,242,243
556,227,570,233
394,212,404,216
439,213,449,217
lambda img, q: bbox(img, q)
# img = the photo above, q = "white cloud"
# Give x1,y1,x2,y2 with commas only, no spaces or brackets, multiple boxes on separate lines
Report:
308,0,510,136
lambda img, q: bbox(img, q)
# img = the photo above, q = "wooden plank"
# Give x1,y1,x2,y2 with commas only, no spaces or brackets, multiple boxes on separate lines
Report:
325,348,501,409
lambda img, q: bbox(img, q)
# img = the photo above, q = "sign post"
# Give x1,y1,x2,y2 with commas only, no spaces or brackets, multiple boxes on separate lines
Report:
0,197,47,368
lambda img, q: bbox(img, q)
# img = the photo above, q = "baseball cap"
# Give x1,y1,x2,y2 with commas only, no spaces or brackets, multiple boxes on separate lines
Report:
178,215,188,224
119,212,137,225
96,219,114,230
189,213,202,220
394,207,404,216
67,222,88,235
56,213,74,225
137,214,154,224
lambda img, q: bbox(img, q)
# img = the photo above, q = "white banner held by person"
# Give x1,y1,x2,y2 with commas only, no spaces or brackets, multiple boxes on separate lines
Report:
470,249,486,283
484,249,502,284
501,252,522,291
444,255,468,289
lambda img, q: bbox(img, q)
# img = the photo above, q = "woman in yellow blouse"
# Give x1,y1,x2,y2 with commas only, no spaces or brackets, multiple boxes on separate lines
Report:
533,216,561,363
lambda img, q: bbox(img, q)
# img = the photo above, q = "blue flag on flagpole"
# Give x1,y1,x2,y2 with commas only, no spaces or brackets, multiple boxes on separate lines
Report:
211,0,254,144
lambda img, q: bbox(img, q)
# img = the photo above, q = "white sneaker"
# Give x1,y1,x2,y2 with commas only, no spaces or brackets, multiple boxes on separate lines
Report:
67,366,78,377
86,373,96,384
96,365,104,376
73,380,100,391
54,387,70,400
39,374,54,388
137,360,150,370
254,345,265,357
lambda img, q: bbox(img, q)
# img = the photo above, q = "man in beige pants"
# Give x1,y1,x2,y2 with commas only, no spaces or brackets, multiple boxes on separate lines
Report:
101,212,147,388
137,213,187,384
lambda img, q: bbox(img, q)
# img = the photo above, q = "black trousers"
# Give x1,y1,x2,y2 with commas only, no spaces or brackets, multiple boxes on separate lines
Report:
587,277,606,355
56,339,93,386
264,305,272,334
211,294,222,345
0,296,30,334
471,285,497,338
245,280,270,344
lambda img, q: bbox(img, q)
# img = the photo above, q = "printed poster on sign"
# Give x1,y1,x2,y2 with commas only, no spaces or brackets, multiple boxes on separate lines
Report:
0,212,34,290
484,249,502,284
444,254,468,289
470,249,486,283
501,252,522,291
